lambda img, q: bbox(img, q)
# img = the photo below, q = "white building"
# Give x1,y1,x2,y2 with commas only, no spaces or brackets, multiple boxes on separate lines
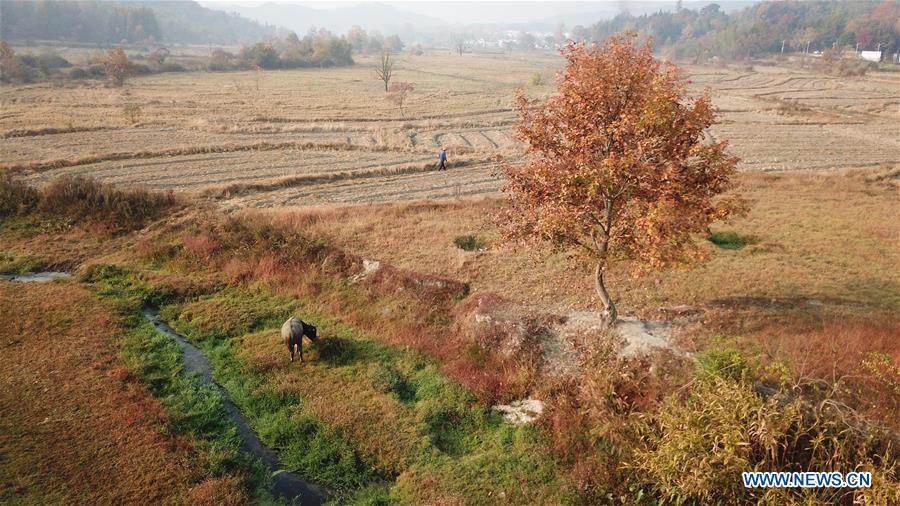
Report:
860,50,882,62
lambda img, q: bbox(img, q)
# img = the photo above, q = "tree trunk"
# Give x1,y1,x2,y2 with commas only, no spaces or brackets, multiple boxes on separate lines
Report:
594,261,617,323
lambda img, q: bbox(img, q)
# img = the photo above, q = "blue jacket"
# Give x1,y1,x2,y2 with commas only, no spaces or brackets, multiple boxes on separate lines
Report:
439,150,447,162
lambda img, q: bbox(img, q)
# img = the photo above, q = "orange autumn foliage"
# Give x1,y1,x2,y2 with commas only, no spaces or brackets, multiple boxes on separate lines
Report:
105,47,134,87
500,34,744,320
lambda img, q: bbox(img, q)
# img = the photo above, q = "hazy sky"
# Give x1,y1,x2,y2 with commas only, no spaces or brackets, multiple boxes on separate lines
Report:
200,1,684,25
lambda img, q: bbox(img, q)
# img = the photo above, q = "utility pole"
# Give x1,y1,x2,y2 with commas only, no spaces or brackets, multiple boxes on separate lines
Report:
781,40,785,54
805,40,810,54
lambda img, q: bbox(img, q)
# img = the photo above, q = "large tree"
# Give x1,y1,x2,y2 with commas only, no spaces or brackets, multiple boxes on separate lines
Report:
499,34,743,322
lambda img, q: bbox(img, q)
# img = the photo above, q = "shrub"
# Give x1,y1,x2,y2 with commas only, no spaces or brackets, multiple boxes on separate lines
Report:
39,175,178,230
131,63,152,75
528,72,543,86
453,234,486,251
635,378,797,503
239,43,280,69
696,346,749,382
209,49,236,71
0,174,40,218
159,62,186,73
635,357,900,503
122,103,142,124
35,50,71,70
1,41,24,83
66,67,89,79
837,60,870,77
86,64,105,77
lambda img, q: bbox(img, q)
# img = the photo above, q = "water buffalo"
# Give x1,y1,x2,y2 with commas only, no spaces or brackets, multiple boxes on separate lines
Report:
281,316,317,363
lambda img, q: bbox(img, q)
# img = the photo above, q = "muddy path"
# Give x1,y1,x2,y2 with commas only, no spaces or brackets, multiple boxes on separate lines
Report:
142,306,329,505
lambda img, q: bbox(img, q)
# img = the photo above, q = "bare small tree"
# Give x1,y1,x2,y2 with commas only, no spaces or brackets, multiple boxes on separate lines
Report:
375,52,393,92
455,39,465,56
386,82,413,117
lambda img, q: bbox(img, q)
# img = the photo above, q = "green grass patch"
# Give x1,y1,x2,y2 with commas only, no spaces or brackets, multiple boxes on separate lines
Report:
0,252,49,274
201,335,379,490
87,266,570,504
81,263,178,309
164,287,568,503
453,234,487,252
707,231,758,250
115,307,273,502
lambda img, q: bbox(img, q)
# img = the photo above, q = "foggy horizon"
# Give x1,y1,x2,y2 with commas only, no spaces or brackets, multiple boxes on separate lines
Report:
198,0,748,31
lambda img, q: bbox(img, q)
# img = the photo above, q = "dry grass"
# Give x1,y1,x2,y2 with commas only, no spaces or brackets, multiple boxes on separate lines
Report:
258,168,899,317
0,282,243,504
39,175,180,231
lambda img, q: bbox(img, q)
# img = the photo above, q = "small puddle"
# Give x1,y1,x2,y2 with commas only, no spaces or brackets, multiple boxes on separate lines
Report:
0,271,72,283
142,306,328,505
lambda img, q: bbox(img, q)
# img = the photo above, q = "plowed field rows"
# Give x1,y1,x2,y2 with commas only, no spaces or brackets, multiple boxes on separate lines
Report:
2,54,897,207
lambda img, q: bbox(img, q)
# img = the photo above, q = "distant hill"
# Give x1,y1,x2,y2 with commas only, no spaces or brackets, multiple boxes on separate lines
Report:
206,1,444,36
573,0,899,60
0,0,278,45
134,1,279,45
511,2,756,32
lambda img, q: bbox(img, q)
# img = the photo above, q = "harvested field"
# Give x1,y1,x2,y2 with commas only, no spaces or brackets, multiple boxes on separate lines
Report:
3,54,897,206
25,149,439,191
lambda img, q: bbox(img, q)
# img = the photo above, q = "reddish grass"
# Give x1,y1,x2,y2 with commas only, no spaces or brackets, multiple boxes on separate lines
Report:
182,233,221,261
757,320,900,381
0,282,242,504
752,319,900,424
39,175,179,231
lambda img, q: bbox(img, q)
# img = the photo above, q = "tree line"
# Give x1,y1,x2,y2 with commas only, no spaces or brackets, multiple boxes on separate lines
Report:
212,30,354,71
0,27,383,84
0,0,276,45
569,0,899,61
0,0,161,44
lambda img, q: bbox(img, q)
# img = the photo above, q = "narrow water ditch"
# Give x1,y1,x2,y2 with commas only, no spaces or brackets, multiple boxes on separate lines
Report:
0,271,72,282
142,306,329,505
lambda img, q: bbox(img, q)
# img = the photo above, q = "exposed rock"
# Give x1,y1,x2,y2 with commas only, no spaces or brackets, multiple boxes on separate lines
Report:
615,317,682,358
457,294,690,380
458,293,533,358
548,311,612,377
347,258,380,284
493,398,545,426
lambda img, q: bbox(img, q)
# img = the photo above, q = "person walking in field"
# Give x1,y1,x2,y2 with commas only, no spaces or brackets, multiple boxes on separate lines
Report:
438,148,447,171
